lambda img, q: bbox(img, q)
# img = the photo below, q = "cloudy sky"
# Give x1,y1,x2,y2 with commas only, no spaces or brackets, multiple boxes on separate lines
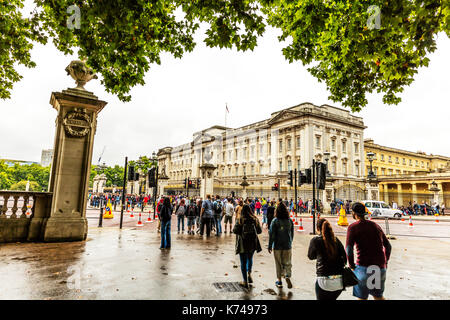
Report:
1,11,449,166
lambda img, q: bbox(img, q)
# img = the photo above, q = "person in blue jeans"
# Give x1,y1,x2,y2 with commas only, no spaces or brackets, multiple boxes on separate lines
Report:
159,197,173,249
346,202,391,300
175,198,187,233
233,204,263,288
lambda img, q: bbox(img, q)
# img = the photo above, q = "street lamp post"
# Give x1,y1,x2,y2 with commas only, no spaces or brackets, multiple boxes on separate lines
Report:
367,152,376,179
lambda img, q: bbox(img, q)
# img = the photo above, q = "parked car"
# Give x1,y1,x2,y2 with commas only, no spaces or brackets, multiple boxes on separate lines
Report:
362,200,404,219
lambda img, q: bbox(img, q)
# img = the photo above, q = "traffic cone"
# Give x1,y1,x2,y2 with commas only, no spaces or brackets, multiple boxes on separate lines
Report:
337,205,349,226
297,218,304,232
294,217,298,226
146,210,153,223
408,215,413,227
401,216,405,222
130,207,135,218
155,213,159,219
435,213,439,223
136,213,143,227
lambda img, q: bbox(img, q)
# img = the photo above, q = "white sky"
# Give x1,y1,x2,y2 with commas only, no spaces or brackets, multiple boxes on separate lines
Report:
1,14,449,166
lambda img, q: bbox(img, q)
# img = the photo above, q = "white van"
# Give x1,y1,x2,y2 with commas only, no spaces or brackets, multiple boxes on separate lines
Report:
362,200,404,219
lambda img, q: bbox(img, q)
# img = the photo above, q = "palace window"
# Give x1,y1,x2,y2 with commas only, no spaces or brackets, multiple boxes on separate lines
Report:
296,136,301,148
316,136,321,148
355,163,359,176
259,144,264,156
287,160,292,171
415,160,419,166
354,143,359,154
279,140,283,152
287,138,291,151
381,168,385,175
331,139,336,151
251,146,255,158
342,141,346,153
297,159,301,170
395,157,399,164
342,161,347,174
402,158,406,165
381,154,384,161
388,156,392,163
279,160,283,172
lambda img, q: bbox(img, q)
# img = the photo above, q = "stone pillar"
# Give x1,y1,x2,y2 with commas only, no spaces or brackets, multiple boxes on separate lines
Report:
199,163,216,199
366,182,380,201
411,183,418,203
437,182,444,205
383,184,389,203
397,183,403,206
43,62,107,242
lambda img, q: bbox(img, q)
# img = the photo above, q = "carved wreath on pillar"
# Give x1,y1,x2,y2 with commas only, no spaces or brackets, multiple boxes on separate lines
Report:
63,109,91,138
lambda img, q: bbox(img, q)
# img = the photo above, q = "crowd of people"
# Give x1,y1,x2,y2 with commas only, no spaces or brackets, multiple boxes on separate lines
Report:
397,200,445,216
155,193,392,300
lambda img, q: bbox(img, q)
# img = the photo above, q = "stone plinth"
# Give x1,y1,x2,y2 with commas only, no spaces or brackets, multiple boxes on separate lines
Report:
199,163,216,199
42,88,107,242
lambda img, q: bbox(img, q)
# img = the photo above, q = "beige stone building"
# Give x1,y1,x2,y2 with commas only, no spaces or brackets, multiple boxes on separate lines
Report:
157,102,375,208
364,139,450,207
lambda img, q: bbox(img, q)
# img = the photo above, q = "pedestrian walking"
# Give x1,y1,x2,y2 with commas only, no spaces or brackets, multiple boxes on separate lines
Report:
267,200,276,229
223,198,234,233
200,194,214,237
186,198,197,235
255,199,262,215
308,218,347,300
346,202,392,300
234,199,244,221
213,195,224,236
262,201,268,228
175,198,187,234
268,202,294,289
159,197,173,249
233,204,263,288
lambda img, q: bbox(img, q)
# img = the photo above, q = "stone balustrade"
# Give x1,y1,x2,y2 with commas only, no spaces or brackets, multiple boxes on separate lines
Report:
0,191,53,242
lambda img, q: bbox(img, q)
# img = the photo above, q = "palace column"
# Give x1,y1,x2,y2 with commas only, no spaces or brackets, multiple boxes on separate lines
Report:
397,183,403,206
383,184,389,203
411,182,418,203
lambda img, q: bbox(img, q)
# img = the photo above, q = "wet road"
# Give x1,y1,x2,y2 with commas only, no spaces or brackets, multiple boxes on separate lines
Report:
1,211,450,300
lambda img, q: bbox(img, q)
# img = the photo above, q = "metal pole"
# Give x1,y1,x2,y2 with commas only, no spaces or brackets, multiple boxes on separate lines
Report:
312,159,316,235
278,178,281,199
294,168,298,217
153,161,158,219
187,176,190,198
98,206,103,227
119,157,128,229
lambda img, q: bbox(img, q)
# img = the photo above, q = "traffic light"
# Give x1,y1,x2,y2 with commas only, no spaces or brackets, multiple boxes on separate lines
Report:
128,165,135,181
196,178,200,189
272,183,279,191
287,170,293,187
184,178,188,189
188,179,193,188
317,162,327,190
298,171,306,185
134,172,139,181
305,168,312,184
148,168,156,187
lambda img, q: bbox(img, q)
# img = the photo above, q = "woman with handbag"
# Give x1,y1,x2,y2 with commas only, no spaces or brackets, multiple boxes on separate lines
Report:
307,218,347,300
233,204,263,289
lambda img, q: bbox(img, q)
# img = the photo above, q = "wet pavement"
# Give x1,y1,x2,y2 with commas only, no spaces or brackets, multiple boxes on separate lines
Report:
1,210,450,300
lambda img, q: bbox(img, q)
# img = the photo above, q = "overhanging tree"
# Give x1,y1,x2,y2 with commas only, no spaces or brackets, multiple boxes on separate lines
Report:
1,0,448,111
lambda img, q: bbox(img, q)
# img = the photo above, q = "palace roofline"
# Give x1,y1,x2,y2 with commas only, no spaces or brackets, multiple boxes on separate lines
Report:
364,139,450,160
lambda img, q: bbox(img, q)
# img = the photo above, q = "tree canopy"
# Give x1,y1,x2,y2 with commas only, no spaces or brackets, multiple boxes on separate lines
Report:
1,0,448,111
0,161,50,191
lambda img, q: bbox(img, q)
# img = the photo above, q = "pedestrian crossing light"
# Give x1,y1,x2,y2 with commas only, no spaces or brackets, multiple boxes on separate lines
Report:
272,183,279,191
188,179,193,188
196,178,200,189
184,178,188,189
287,170,293,187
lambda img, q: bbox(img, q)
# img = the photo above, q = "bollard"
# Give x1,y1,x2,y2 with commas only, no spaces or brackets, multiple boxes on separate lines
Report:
385,217,396,240
98,207,104,227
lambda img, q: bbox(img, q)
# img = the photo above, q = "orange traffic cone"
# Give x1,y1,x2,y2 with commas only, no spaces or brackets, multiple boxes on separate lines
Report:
130,208,135,218
136,213,143,226
408,215,413,227
297,218,304,232
146,211,153,223
155,213,159,219
435,214,439,223
294,217,299,226
401,215,405,222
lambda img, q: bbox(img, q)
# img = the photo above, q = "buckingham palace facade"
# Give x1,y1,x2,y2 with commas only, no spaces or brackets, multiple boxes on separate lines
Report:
156,102,373,209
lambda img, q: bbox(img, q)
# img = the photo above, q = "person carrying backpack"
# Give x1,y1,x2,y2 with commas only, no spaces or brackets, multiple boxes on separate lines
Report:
213,195,224,236
223,198,235,233
233,204,263,288
159,197,173,249
200,195,214,237
186,198,197,235
268,202,294,289
175,198,187,234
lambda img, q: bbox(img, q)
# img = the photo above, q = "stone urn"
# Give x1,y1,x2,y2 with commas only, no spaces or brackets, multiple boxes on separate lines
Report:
65,60,98,90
